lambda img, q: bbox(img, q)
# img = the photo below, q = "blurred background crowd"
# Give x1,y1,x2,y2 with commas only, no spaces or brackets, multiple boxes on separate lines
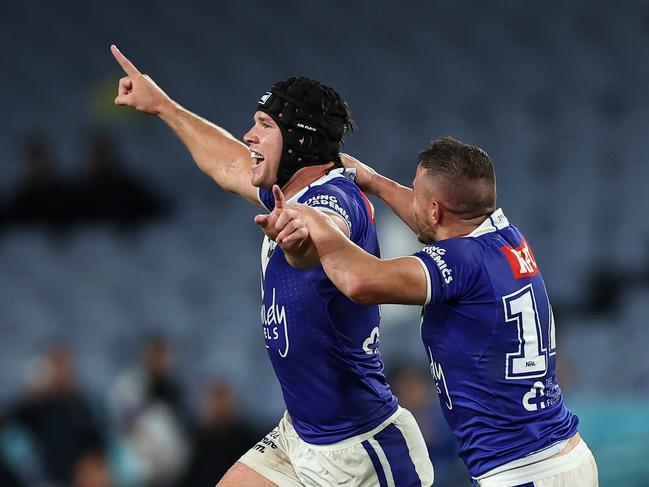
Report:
1,1,649,486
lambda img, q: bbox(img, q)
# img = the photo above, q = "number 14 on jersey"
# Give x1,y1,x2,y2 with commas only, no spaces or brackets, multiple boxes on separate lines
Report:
503,283,556,380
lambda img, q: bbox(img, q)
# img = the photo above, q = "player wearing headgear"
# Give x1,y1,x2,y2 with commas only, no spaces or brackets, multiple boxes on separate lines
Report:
110,45,434,487
263,137,599,486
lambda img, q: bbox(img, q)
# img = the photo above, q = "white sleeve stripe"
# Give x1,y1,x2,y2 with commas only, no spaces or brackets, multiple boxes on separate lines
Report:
410,256,431,306
312,206,352,236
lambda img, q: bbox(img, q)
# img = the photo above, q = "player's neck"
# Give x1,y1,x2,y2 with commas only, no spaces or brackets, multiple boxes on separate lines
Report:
438,217,487,240
280,162,338,199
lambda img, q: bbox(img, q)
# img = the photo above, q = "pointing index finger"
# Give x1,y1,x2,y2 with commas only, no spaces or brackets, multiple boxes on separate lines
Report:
110,44,141,76
273,185,286,210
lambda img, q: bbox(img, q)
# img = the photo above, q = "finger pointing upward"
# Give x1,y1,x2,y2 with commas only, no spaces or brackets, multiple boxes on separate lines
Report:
111,44,141,76
273,185,286,210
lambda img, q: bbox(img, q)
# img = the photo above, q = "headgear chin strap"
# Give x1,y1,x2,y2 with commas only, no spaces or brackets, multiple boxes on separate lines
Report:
256,77,349,187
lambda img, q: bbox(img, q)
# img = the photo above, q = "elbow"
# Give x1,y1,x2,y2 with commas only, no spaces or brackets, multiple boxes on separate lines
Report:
341,275,377,305
349,294,376,306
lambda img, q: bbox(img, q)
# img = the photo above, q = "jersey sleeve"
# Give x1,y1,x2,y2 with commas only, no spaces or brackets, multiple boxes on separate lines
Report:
299,182,367,244
411,239,479,305
257,187,275,212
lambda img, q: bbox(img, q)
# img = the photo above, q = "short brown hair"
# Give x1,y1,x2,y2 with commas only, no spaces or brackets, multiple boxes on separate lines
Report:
418,136,496,219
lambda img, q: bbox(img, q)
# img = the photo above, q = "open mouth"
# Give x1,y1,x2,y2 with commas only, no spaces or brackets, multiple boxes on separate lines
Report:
251,150,265,167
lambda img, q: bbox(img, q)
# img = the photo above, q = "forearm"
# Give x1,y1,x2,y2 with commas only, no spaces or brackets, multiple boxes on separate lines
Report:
367,173,417,233
305,211,426,305
308,219,380,300
158,101,255,202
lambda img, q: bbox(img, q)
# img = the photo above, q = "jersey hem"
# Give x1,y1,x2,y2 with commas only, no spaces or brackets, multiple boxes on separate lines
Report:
290,404,402,450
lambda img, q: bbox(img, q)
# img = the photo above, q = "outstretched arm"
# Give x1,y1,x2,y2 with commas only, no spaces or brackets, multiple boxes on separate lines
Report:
274,194,428,305
111,45,259,207
341,153,417,233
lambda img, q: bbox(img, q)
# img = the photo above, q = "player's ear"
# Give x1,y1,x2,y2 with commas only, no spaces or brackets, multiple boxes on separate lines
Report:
430,200,442,225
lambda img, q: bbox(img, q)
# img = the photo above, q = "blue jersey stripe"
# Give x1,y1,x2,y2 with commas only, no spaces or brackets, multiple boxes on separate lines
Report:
362,440,389,487
373,423,421,486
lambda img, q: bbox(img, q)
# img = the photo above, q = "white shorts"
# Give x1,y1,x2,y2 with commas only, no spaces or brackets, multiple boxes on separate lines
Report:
239,407,434,486
476,438,598,487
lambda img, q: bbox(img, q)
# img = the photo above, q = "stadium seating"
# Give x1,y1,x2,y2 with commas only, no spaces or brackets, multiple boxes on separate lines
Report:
1,1,648,484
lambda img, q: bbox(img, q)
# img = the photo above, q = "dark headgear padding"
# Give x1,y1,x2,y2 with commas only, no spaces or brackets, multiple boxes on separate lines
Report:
257,77,349,187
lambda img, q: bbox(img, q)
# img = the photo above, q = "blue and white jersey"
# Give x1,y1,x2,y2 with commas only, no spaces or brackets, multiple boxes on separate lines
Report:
257,168,398,445
411,209,578,478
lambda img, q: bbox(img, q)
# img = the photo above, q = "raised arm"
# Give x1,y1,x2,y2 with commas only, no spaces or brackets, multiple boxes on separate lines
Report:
110,45,259,206
341,153,417,233
274,198,428,306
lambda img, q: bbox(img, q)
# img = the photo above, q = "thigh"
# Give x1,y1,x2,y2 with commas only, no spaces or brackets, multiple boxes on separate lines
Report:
235,424,304,487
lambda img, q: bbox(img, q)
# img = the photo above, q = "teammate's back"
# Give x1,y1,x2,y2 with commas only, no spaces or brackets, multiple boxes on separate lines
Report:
415,210,579,478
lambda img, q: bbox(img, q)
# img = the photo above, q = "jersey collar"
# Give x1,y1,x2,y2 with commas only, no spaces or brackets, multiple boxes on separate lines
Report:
287,168,352,203
467,208,509,237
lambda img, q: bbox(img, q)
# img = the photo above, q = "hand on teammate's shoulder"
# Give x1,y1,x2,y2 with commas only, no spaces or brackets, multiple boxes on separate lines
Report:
340,153,378,193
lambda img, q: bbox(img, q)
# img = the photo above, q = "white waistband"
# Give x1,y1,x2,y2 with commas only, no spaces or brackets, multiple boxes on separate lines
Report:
477,439,591,486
